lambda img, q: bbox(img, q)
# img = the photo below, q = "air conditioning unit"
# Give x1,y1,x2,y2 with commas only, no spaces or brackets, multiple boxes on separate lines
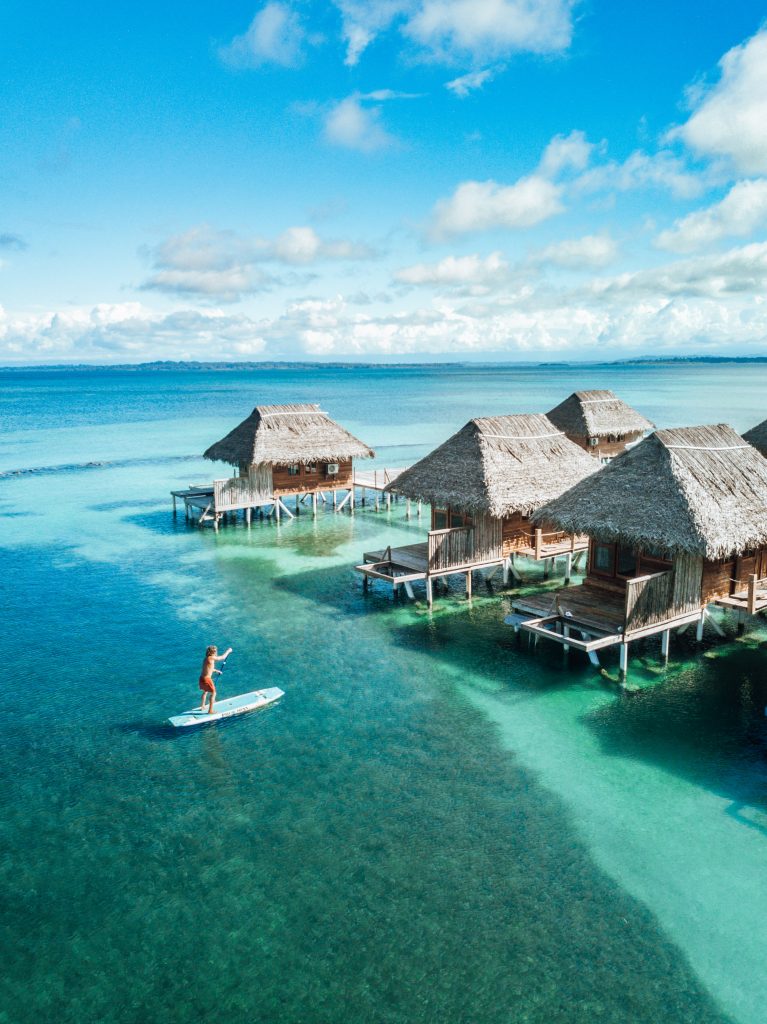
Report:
326,463,339,475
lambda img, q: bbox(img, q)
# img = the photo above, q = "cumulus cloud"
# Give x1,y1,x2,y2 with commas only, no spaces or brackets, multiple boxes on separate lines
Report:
0,303,269,362
671,29,767,175
538,129,594,177
395,251,510,290
141,224,375,300
404,0,575,61
575,149,706,200
591,241,767,300
429,175,563,239
331,0,574,66
445,66,498,97
656,179,767,253
534,233,618,269
323,95,397,151
219,3,307,69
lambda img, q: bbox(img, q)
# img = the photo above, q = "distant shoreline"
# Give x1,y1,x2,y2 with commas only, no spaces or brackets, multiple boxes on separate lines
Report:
2,355,767,372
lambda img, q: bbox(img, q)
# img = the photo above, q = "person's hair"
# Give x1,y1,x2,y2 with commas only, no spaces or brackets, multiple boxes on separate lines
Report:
206,645,217,657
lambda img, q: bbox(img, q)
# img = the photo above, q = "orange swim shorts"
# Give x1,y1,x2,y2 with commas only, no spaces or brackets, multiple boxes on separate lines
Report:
198,675,215,693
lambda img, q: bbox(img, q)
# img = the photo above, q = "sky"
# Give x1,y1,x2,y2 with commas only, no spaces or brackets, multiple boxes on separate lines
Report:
2,1,767,364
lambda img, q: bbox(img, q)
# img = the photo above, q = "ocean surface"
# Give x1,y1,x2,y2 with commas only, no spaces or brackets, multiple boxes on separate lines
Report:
1,362,766,1024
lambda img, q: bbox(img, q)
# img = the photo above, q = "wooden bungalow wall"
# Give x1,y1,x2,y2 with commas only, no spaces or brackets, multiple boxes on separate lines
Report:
270,458,353,495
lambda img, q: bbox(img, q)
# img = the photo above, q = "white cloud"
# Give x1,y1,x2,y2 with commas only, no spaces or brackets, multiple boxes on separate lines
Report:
405,0,575,60
331,0,574,65
0,303,269,362
323,95,396,152
591,241,767,300
671,29,767,175
333,0,408,65
656,179,767,253
395,251,510,289
141,224,375,300
539,129,594,177
429,175,563,238
219,3,306,69
575,149,706,200
535,233,618,269
445,67,497,97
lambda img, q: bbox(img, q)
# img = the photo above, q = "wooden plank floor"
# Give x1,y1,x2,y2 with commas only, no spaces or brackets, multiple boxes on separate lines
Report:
363,542,429,573
514,582,626,634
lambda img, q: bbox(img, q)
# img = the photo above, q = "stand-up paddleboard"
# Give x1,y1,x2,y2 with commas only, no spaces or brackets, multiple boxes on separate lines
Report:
168,687,284,728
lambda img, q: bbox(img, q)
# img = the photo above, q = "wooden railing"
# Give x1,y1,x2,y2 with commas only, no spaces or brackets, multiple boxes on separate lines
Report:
428,526,474,571
624,570,673,632
214,477,273,512
746,573,767,614
532,528,588,559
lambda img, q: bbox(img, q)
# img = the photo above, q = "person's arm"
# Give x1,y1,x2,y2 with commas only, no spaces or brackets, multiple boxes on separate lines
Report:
213,647,232,662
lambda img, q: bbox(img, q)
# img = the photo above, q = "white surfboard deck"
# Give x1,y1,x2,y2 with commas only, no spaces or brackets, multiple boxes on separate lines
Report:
169,687,284,728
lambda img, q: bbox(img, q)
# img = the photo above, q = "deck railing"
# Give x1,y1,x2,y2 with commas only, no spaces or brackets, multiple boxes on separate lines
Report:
624,570,673,632
214,477,273,512
746,573,767,614
532,528,588,559
428,526,474,571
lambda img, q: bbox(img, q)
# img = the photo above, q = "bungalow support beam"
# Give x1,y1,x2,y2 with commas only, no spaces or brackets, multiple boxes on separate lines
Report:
661,629,670,661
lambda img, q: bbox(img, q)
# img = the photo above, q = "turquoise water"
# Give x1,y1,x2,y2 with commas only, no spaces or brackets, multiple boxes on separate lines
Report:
1,363,766,1024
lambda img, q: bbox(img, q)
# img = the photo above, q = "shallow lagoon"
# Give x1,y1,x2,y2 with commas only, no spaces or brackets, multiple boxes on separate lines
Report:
1,363,766,1023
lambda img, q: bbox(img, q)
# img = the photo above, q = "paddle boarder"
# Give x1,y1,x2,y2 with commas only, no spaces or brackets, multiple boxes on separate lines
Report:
199,644,232,714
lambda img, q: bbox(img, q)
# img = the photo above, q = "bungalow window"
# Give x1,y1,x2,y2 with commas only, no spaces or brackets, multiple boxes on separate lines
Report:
287,465,300,476
305,464,317,474
588,437,599,447
616,545,637,577
451,512,471,528
433,509,448,530
593,543,615,575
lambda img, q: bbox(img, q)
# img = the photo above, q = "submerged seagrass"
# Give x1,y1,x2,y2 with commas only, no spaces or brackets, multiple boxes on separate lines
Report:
203,403,375,466
546,390,653,439
386,413,599,517
535,423,767,558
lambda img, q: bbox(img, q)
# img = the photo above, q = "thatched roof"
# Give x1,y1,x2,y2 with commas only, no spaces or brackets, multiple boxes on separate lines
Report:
386,414,599,517
743,418,767,457
204,403,374,466
534,424,767,559
546,390,653,440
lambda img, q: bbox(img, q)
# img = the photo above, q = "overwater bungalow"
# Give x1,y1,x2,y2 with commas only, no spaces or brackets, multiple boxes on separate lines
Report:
513,424,767,673
743,417,767,457
546,389,653,462
174,403,374,528
355,413,599,605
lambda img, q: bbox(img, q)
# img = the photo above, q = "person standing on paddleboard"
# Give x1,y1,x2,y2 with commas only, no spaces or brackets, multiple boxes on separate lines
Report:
199,644,232,715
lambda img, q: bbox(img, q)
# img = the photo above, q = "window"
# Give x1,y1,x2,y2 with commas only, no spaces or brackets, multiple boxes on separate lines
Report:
588,436,599,447
616,545,637,577
305,464,317,474
593,543,615,575
287,465,300,476
451,512,467,528
433,509,448,530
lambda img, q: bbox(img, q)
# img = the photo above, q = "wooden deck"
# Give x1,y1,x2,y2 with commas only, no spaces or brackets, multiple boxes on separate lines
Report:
353,467,409,492
513,582,626,635
363,542,429,575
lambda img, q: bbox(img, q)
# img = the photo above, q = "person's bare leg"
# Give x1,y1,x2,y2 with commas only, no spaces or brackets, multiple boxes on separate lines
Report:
208,689,216,714
200,694,208,711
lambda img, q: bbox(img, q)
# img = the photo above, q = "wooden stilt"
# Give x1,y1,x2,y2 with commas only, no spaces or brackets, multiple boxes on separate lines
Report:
543,559,550,580
619,642,629,676
565,552,573,584
275,500,281,523
403,581,415,600
426,577,433,607
406,498,411,519
246,507,251,526
704,608,726,637
417,500,422,518
332,490,337,508
695,614,704,642
350,488,355,515
563,624,570,653
172,494,177,516
466,571,472,599
312,492,317,517
661,629,670,660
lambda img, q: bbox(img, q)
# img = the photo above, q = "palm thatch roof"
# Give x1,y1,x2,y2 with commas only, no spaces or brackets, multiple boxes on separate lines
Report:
204,403,374,466
385,414,599,517
534,424,767,559
546,390,653,439
743,418,767,457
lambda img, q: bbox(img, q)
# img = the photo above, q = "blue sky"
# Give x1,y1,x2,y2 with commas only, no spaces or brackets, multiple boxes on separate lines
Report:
2,1,767,363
